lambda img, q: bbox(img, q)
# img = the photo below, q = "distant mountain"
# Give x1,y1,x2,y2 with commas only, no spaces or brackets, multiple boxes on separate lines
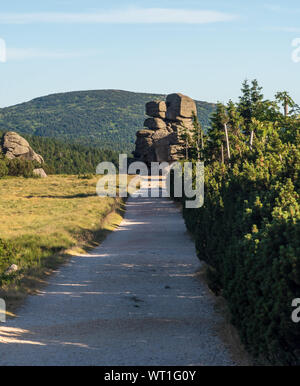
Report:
0,90,215,153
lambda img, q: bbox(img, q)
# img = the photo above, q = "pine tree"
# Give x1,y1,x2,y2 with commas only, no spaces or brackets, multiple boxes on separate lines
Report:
191,112,205,161
238,79,252,130
275,91,295,117
178,123,191,160
207,103,231,163
226,100,246,157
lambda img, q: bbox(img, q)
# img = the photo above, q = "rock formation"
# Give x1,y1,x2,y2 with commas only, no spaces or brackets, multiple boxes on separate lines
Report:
33,168,47,178
1,131,44,164
133,93,197,164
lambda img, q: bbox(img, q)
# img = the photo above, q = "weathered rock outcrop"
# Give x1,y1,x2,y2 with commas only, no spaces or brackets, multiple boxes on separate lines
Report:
144,118,167,130
33,168,47,178
1,131,44,164
166,93,197,120
145,101,167,119
134,93,197,164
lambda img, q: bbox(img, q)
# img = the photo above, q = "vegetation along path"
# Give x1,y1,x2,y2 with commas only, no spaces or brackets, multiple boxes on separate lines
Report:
0,180,239,365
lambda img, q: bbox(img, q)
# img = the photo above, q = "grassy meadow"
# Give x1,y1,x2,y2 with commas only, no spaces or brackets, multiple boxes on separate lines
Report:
0,174,127,313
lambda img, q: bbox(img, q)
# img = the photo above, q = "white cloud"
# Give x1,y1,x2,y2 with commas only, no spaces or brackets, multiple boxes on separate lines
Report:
0,8,237,25
7,48,100,61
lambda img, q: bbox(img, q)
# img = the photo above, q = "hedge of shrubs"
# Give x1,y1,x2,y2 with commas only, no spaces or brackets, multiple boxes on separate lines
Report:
0,155,40,178
172,81,300,364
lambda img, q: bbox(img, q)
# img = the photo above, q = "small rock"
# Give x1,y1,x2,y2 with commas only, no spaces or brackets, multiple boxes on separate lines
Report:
33,168,47,178
131,296,144,303
5,264,19,275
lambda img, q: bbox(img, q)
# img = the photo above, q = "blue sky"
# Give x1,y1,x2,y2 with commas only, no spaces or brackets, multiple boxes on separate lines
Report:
0,0,299,107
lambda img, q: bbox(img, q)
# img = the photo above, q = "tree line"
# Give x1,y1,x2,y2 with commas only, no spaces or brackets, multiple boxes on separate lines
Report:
0,133,120,177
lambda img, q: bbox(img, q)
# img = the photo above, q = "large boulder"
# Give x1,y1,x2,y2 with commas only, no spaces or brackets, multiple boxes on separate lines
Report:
166,93,197,121
145,101,167,119
33,168,47,178
134,93,197,165
144,118,166,130
134,134,154,163
1,132,44,164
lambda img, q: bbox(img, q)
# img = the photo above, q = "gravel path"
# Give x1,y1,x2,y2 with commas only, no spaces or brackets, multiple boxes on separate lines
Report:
0,181,236,366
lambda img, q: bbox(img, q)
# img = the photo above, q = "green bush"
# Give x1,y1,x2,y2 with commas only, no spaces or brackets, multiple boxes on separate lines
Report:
0,154,43,178
0,239,20,284
0,158,8,177
177,139,300,364
171,80,300,364
5,158,36,177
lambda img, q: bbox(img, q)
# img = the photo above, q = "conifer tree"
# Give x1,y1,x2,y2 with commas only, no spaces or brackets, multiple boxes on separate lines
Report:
238,79,252,129
191,112,204,160
226,100,246,157
275,91,295,117
207,103,230,163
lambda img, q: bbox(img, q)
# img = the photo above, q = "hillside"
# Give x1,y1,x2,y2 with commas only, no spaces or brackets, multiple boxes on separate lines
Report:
0,90,215,153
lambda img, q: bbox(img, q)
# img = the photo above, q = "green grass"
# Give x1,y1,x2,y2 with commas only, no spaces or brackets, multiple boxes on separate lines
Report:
0,174,127,314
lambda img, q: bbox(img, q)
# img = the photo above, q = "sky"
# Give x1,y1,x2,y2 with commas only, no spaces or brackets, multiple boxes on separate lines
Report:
0,0,300,107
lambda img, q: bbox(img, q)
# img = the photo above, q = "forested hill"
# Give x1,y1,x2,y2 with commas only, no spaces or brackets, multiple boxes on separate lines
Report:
0,90,215,153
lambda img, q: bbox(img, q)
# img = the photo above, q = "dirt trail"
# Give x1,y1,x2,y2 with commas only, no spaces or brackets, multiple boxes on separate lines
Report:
0,179,237,365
